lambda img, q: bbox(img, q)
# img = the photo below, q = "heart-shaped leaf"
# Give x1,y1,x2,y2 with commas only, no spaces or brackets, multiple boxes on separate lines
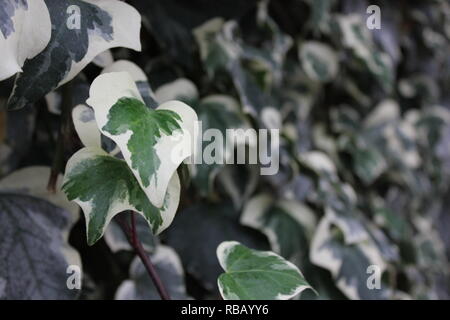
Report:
87,72,197,208
7,0,141,110
62,147,180,245
217,241,314,300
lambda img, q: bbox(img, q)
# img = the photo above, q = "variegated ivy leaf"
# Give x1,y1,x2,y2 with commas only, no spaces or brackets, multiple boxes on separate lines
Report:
217,241,314,300
0,166,81,299
155,78,255,196
62,147,180,245
7,0,141,110
87,72,198,209
334,14,394,93
310,214,388,300
0,0,51,81
299,41,339,82
115,245,191,300
102,60,157,108
241,193,316,263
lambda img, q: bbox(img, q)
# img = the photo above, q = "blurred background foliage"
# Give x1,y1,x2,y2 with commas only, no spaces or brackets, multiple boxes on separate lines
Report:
1,0,450,299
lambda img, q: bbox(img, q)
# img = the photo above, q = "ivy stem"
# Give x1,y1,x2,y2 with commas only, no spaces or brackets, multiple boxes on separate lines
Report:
117,212,171,300
47,82,73,192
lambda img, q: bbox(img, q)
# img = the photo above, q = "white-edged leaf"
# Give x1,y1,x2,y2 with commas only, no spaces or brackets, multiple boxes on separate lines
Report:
87,72,197,208
0,166,81,299
0,193,81,299
0,0,51,81
217,241,314,300
7,0,142,110
62,146,180,245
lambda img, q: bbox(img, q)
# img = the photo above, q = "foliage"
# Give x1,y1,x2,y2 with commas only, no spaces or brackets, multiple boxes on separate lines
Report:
1,0,450,300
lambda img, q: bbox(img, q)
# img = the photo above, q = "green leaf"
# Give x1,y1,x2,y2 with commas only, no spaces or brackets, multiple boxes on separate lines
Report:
217,241,314,300
87,72,197,208
62,147,180,245
7,0,141,110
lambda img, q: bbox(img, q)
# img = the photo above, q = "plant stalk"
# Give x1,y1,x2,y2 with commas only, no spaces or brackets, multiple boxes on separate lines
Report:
117,212,171,300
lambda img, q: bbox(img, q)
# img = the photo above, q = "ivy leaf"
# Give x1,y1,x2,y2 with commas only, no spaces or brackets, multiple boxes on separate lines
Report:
0,194,81,299
310,214,388,299
0,0,51,81
0,166,81,299
115,245,191,300
7,0,141,110
217,241,314,300
62,147,180,245
87,72,197,208
241,194,316,263
299,41,339,82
